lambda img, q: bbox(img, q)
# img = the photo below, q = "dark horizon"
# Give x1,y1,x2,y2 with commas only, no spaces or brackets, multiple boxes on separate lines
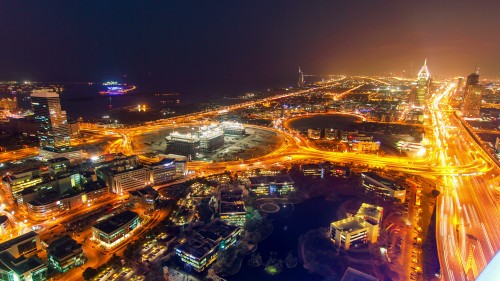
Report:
2,0,500,96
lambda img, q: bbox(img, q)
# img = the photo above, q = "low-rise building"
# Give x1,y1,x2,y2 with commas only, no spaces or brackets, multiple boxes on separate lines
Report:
221,121,245,135
47,157,70,175
129,186,159,210
47,236,85,272
301,164,324,178
39,146,85,164
92,210,140,247
361,172,406,202
351,141,380,152
329,203,383,250
219,202,246,226
307,128,321,139
148,158,177,184
248,175,295,196
100,166,150,194
2,171,44,203
0,231,47,281
175,220,241,272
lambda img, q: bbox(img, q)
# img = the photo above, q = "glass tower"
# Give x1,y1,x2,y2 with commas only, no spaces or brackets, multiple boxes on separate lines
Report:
30,89,70,148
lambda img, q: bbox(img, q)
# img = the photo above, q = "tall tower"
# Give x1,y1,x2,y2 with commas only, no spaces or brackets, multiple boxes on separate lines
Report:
415,59,430,107
462,67,483,118
30,89,70,148
298,67,305,87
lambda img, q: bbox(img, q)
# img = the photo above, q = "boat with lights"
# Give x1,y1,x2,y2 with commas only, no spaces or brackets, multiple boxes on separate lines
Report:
99,81,136,95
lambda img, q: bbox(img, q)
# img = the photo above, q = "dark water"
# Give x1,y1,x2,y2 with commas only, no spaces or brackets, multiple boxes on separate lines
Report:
288,115,362,131
227,198,342,281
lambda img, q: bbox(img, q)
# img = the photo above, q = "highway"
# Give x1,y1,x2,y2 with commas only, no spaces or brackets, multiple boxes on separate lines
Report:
430,84,500,280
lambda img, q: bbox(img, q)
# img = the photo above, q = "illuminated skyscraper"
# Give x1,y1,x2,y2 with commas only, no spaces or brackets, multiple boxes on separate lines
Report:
462,68,483,117
414,59,430,107
30,89,70,148
298,67,304,87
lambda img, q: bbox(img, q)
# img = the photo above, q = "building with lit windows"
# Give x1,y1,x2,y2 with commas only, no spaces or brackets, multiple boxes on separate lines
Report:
47,236,85,273
361,172,406,202
92,210,140,246
221,121,245,135
330,203,383,250
0,231,47,281
307,128,321,139
166,132,199,158
218,188,246,226
47,157,70,175
30,89,70,148
462,69,483,118
148,158,177,184
248,175,295,196
414,60,430,108
2,171,44,203
199,125,224,152
100,166,149,194
301,164,324,178
129,186,159,210
0,96,17,111
175,220,241,272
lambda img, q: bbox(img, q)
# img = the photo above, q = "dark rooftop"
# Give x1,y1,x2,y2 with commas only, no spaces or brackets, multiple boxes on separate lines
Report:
361,172,404,191
0,231,38,254
93,210,139,234
47,157,69,163
0,252,45,276
47,236,82,260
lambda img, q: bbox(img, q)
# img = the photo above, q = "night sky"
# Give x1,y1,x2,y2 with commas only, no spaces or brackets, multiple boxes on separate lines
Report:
1,0,499,96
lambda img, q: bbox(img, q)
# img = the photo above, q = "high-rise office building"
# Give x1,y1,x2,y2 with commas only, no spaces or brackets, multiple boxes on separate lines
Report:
414,59,430,107
462,68,483,118
30,89,70,148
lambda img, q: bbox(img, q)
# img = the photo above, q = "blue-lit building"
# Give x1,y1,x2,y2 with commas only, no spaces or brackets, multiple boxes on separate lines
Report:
175,220,241,272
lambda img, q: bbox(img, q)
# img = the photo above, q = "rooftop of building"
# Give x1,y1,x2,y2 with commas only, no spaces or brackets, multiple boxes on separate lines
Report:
220,188,243,202
47,236,82,260
153,158,176,167
361,172,404,191
175,237,217,259
176,220,240,259
47,157,70,164
356,203,383,224
220,202,245,214
129,186,158,198
248,175,294,185
0,231,38,254
93,210,139,234
30,89,60,98
331,217,367,232
340,267,379,281
0,252,45,276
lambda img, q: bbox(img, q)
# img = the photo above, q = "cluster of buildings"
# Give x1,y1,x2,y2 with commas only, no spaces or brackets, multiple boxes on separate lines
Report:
96,154,186,194
361,172,406,202
165,122,245,158
0,231,85,280
330,203,384,250
0,153,186,221
307,128,380,152
175,220,242,272
248,175,295,196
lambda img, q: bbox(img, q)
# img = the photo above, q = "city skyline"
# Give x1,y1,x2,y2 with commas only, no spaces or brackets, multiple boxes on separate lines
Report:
1,1,500,97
